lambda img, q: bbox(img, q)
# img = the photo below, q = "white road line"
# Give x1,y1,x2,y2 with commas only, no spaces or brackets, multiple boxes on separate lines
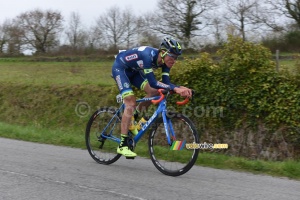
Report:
0,168,147,200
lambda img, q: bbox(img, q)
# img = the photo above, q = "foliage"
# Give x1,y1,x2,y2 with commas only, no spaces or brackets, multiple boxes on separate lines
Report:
170,36,300,144
262,30,300,52
284,31,300,51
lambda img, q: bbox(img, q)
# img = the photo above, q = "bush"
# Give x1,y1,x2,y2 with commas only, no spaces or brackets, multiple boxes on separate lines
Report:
170,36,300,160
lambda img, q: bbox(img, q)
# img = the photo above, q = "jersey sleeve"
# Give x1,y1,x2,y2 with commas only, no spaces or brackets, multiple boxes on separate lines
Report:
144,68,171,89
161,66,179,90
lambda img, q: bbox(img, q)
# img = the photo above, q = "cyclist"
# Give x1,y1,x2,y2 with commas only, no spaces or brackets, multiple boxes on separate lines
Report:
112,36,193,157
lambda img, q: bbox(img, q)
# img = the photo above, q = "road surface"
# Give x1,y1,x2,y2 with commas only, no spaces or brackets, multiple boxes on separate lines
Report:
0,137,299,200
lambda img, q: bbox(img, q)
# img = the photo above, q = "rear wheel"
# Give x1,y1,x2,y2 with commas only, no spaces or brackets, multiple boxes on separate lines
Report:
149,112,200,176
85,107,121,165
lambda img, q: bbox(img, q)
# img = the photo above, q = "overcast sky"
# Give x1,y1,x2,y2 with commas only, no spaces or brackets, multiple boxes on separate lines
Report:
0,0,158,26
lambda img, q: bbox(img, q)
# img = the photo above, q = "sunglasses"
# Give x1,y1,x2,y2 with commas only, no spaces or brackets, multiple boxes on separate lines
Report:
166,52,179,60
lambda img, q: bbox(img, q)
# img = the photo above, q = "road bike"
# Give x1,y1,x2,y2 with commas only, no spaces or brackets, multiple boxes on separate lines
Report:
85,89,200,176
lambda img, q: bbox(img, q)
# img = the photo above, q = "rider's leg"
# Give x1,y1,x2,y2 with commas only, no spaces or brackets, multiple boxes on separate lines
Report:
116,94,137,157
117,94,137,157
112,62,137,157
136,82,159,114
121,95,136,135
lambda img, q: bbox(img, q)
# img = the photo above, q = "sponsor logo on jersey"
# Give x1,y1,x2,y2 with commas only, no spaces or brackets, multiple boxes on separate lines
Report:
137,60,144,68
125,54,138,61
116,75,123,90
123,82,130,88
157,82,169,89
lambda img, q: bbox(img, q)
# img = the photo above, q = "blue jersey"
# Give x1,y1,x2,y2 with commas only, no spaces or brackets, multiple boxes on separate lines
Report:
115,46,178,90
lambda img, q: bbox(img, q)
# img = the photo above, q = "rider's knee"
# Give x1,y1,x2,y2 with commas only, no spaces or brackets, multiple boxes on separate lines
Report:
124,95,137,110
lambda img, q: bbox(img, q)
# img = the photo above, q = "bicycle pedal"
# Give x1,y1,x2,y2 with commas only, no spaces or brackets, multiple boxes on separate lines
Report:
125,157,135,160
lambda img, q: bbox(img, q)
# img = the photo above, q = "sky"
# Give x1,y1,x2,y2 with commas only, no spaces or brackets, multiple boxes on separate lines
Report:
0,0,158,26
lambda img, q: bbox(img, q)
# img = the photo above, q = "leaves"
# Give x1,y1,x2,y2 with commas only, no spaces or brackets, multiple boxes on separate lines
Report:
171,36,300,141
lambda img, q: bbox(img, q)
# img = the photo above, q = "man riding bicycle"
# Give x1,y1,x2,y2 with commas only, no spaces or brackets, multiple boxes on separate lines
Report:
112,36,192,158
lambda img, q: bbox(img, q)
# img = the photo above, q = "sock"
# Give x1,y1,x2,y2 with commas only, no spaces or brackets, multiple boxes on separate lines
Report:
119,134,128,148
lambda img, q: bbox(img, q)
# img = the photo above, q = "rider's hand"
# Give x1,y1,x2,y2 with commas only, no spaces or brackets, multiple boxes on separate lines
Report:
173,87,193,98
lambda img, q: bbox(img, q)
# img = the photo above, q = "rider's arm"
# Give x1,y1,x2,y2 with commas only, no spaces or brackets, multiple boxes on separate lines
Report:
161,66,179,90
144,68,171,89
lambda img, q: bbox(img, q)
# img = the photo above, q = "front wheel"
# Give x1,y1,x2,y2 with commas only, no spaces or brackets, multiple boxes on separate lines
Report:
149,112,200,176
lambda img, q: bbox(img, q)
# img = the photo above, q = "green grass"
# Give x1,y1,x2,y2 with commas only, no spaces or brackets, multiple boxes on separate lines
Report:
272,53,300,74
0,122,85,148
197,152,300,179
277,59,300,74
0,61,115,86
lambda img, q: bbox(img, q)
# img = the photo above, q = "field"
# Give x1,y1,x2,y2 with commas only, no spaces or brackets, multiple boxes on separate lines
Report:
0,60,115,86
277,59,300,74
0,58,300,179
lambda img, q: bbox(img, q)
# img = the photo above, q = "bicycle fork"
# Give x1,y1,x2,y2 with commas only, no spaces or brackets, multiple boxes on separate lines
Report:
162,110,176,146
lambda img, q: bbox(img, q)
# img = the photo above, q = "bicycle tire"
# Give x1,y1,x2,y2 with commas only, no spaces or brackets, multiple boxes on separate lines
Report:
148,111,200,176
85,107,121,165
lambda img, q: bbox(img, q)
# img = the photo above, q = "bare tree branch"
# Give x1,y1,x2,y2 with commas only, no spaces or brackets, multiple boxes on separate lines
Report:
15,9,63,54
153,0,217,47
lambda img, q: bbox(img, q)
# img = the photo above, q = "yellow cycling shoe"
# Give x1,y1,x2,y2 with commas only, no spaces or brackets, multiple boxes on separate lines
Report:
117,146,137,157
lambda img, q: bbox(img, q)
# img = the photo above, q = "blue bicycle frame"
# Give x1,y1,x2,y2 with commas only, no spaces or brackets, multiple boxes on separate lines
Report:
100,95,175,146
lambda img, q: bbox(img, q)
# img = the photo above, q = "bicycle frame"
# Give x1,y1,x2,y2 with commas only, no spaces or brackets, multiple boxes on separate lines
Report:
100,94,175,146
86,88,198,176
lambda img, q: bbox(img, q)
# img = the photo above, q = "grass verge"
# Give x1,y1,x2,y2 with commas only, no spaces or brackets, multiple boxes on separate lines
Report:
1,121,299,180
0,61,115,86
0,122,85,148
197,152,300,180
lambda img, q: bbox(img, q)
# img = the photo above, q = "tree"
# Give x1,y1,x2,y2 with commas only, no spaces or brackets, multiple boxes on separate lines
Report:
0,19,23,55
251,2,286,33
96,6,135,51
15,9,63,54
136,13,161,46
266,0,300,29
211,17,226,45
122,9,138,48
285,0,300,28
87,25,106,51
6,23,23,55
0,21,8,54
65,12,88,53
154,0,217,47
223,0,263,41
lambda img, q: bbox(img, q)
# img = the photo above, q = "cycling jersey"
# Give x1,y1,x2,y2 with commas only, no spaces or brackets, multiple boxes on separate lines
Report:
112,46,178,98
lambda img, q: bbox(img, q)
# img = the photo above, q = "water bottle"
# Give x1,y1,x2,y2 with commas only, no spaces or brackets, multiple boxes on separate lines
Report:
128,116,138,135
137,117,148,130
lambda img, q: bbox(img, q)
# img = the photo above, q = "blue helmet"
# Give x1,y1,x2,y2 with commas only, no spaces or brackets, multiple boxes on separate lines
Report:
159,37,182,55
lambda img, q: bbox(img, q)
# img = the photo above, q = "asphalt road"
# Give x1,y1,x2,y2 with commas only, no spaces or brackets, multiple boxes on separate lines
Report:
0,137,299,200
